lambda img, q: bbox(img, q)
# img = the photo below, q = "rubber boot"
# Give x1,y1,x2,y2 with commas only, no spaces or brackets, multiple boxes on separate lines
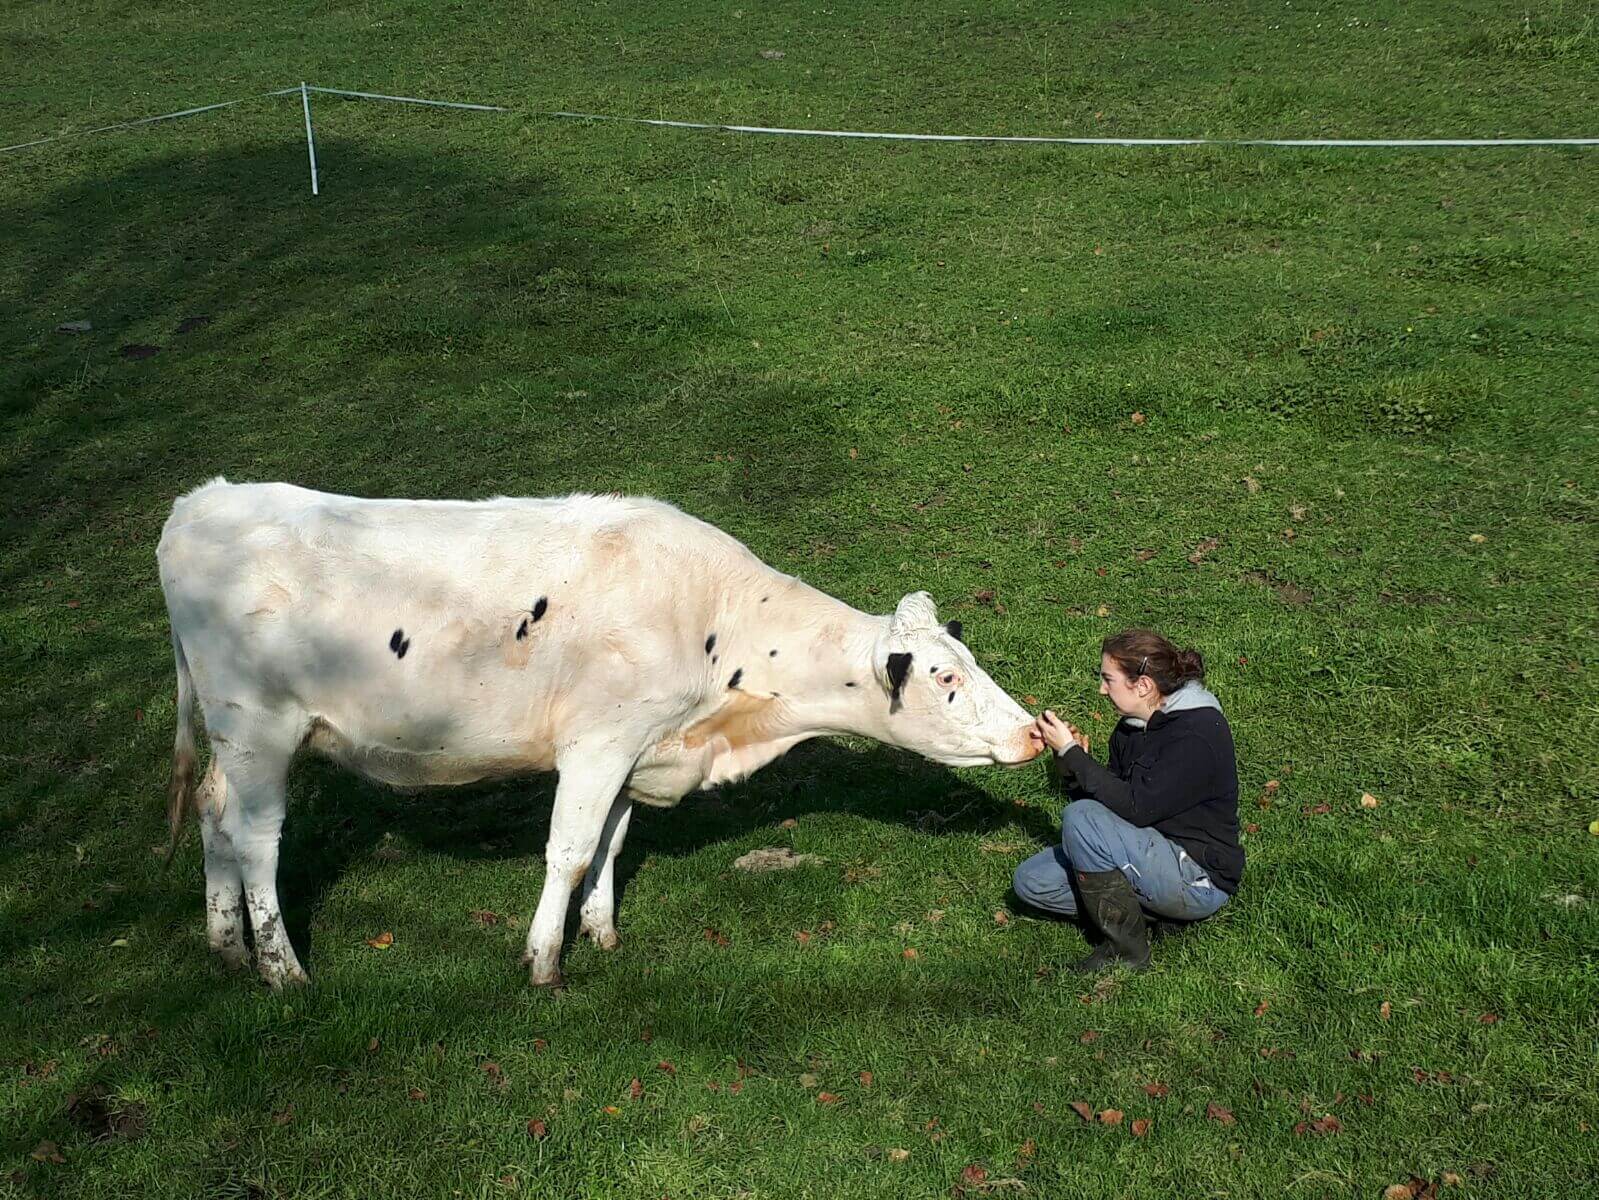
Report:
1071,869,1152,973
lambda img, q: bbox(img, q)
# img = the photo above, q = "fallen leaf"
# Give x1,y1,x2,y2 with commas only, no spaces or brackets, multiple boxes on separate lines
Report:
1080,1030,1100,1044
1130,412,1147,426
1187,537,1219,565
902,948,919,960
1442,1172,1463,1186
1095,603,1111,618
407,1087,427,1101
1206,1102,1236,1126
858,1071,873,1088
1017,1138,1037,1162
365,931,394,949
1098,1109,1124,1125
703,927,730,946
367,1037,381,1052
1254,1000,1270,1018
1131,1118,1150,1136
1022,694,1039,705
1380,1001,1393,1020
1245,823,1261,833
657,1061,676,1075
1304,803,1333,816
728,1080,744,1094
532,1038,548,1052
602,1105,621,1115
628,1077,643,1100
960,1164,988,1186
1134,548,1158,562
799,1073,819,1088
888,1148,910,1162
30,1141,65,1164
1360,792,1380,808
1264,779,1280,793
272,1105,294,1125
780,817,798,829
1070,1100,1095,1122
1468,533,1486,543
794,930,812,944
994,910,1010,926
1142,1082,1169,1098
1294,1113,1342,1136
1383,1186,1416,1200
469,909,500,925
816,1091,841,1104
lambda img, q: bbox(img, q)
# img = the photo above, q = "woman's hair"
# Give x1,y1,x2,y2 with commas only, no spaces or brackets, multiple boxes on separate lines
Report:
1101,629,1205,695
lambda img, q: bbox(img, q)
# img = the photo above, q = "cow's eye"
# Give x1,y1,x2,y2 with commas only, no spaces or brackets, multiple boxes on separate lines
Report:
939,672,958,687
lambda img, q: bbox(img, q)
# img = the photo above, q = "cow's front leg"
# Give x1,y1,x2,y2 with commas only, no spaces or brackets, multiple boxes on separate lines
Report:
578,794,634,950
524,745,635,987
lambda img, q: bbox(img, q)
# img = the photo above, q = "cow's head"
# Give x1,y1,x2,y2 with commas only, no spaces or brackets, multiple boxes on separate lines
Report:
872,592,1042,768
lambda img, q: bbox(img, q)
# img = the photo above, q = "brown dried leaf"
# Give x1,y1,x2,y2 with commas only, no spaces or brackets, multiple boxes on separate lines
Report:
1187,537,1219,564
703,927,730,947
628,1077,643,1100
888,1148,910,1162
469,909,500,925
1206,1102,1236,1126
1098,1109,1124,1125
657,1061,676,1076
365,931,394,948
1380,1001,1393,1020
1130,412,1147,426
1070,1100,1095,1122
407,1087,427,1101
960,1164,989,1186
1142,1082,1169,1098
858,1070,873,1088
1253,1000,1270,1018
902,947,919,960
1130,1118,1150,1137
1079,1030,1100,1044
30,1141,65,1165
816,1091,841,1104
993,910,1010,926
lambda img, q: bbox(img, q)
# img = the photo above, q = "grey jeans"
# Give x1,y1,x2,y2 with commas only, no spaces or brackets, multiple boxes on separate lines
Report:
1012,799,1231,921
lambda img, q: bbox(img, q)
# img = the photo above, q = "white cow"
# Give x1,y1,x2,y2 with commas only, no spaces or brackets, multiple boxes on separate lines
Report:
158,479,1043,988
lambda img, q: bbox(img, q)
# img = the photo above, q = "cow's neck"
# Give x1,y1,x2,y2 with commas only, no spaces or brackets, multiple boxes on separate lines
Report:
702,577,896,746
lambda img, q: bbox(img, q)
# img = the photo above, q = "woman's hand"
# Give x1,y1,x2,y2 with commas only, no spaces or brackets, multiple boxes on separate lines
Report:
1035,710,1089,755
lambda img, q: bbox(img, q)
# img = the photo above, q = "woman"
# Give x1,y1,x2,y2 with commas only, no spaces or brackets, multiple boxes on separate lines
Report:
1013,629,1242,972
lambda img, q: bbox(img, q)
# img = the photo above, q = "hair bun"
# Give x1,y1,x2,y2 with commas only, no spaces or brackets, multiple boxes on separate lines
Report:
1177,648,1206,680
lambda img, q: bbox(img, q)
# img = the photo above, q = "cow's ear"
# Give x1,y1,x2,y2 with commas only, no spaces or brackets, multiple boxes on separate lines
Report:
945,620,963,643
886,651,914,702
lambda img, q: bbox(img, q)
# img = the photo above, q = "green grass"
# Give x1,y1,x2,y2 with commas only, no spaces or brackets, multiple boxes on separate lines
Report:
2,1,1596,1196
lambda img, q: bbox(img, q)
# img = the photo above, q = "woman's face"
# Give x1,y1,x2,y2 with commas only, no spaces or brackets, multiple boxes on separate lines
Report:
1099,653,1155,717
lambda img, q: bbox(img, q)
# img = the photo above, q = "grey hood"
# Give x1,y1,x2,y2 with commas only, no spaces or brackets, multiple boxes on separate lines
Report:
1124,679,1222,730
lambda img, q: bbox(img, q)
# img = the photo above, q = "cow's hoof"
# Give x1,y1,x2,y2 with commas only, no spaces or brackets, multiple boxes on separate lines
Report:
213,942,250,973
259,965,310,991
581,924,621,951
528,967,566,990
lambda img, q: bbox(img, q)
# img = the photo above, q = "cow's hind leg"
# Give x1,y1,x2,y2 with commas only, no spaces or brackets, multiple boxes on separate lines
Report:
578,795,634,950
196,758,248,971
211,719,306,989
524,743,635,987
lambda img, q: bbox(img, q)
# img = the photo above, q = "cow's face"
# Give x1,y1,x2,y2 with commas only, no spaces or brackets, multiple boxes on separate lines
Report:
873,592,1043,768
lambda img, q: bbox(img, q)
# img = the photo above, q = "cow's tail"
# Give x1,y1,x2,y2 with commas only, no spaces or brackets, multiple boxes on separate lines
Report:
164,629,199,864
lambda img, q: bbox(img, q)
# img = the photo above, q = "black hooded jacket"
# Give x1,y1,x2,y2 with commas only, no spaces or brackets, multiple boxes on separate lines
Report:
1055,697,1244,895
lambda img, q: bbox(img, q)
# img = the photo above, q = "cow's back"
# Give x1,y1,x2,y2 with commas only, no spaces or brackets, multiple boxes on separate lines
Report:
158,479,776,786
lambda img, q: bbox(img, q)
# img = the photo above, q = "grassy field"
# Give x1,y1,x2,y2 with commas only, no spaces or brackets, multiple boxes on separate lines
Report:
2,1,1596,1196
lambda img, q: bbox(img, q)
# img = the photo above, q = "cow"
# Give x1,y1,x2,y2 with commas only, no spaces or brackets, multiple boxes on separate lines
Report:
158,479,1044,988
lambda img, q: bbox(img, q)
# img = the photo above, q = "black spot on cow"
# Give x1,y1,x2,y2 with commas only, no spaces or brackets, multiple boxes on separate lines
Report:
945,619,963,643
532,597,549,622
705,633,717,654
516,618,529,640
769,649,778,657
886,652,914,703
947,691,956,704
761,596,769,603
389,629,411,658
728,668,743,689
845,681,857,688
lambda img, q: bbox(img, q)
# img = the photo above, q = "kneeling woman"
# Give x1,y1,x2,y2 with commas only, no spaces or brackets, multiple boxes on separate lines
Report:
1014,629,1243,972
